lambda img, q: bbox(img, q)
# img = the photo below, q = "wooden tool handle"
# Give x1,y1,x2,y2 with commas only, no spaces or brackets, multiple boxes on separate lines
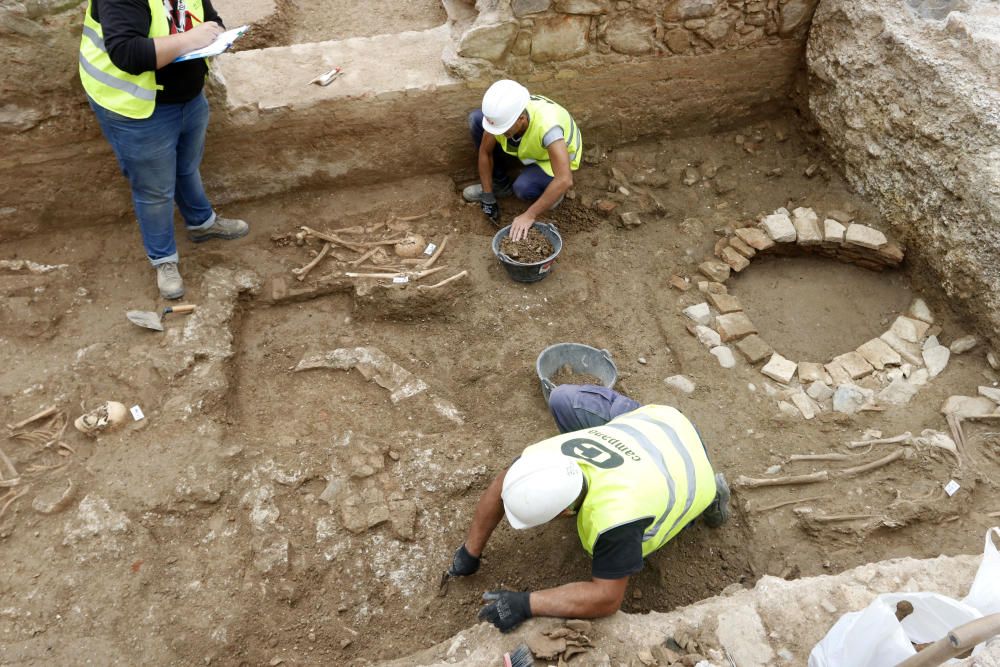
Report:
168,304,197,314
895,613,1000,667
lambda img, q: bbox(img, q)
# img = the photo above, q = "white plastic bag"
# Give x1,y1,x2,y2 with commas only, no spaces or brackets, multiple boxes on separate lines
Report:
809,527,1000,667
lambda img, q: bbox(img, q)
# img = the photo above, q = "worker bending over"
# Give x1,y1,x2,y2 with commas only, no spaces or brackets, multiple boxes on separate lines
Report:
463,80,582,241
448,384,730,632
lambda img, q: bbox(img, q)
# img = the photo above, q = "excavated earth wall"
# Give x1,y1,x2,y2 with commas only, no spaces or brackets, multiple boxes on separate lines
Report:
806,0,1000,350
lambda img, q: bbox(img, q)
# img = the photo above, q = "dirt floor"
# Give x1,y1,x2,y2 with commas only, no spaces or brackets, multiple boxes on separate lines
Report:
2,112,999,665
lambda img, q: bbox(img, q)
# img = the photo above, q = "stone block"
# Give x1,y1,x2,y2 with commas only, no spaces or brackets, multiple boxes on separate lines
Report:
513,0,552,16
710,345,736,368
605,11,655,55
729,237,757,259
978,386,1000,404
720,246,750,272
880,331,925,366
830,351,875,379
890,316,930,344
736,334,772,364
791,391,817,419
698,281,728,294
554,0,609,13
856,338,902,370
823,218,846,243
878,242,905,264
833,384,871,414
761,353,797,384
940,395,996,418
683,302,712,325
715,312,757,342
707,292,742,314
922,344,950,378
735,227,775,251
663,0,722,22
949,335,979,354
459,20,519,61
845,224,888,249
908,298,934,324
669,275,691,291
824,361,852,385
619,211,642,228
698,260,731,283
806,380,834,402
690,324,722,348
878,377,919,406
798,361,830,384
697,14,734,47
791,207,822,245
779,0,819,36
531,16,591,62
760,212,796,242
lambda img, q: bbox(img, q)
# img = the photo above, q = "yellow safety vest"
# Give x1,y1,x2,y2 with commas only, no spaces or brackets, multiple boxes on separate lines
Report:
495,96,583,177
522,405,717,558
79,0,205,119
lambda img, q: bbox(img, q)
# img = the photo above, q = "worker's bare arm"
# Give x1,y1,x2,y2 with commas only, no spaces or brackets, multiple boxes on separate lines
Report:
464,468,508,557
509,139,573,241
152,22,223,69
478,133,499,194
528,576,629,619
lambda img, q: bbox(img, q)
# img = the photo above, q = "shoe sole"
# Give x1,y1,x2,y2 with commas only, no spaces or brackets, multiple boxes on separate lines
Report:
187,227,249,243
713,473,731,524
160,286,185,300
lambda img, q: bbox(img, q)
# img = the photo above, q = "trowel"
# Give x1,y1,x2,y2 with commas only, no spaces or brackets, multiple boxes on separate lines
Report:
126,304,196,331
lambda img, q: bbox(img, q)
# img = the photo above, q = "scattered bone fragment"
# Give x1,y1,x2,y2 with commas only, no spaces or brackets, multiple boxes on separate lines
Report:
32,480,76,515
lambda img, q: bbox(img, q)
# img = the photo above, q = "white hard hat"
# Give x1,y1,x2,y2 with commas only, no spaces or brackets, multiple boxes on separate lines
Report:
481,79,531,135
502,452,583,530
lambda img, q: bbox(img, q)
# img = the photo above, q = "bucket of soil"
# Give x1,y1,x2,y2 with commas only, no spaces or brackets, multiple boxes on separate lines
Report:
536,343,618,402
491,222,563,283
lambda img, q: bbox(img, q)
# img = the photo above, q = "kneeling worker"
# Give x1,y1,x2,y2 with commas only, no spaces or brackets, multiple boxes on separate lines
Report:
463,80,582,241
447,385,729,633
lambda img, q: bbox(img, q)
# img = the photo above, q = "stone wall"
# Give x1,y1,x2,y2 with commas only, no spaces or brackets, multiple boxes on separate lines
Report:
806,0,1000,350
451,0,819,76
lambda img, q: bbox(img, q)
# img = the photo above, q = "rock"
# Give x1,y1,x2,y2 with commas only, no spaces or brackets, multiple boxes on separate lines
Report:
710,346,737,368
922,345,950,378
760,212,796,242
665,375,695,394
910,368,930,386
513,0,552,16
707,292,742,314
989,351,1000,371
664,0,722,21
664,28,691,53
729,237,757,259
699,281,728,295
669,275,691,291
566,619,592,632
830,351,874,380
619,211,642,228
761,353,797,384
791,207,823,245
526,633,567,660
833,384,868,414
652,646,682,665
683,166,700,186
823,218,847,243
698,260,731,282
908,298,934,324
804,163,820,178
824,362,851,385
340,487,389,534
856,338,902,370
826,209,853,223
715,312,758,342
605,11,655,55
736,334,772,364
791,391,817,419
720,247,751,272
798,362,830,384
554,0,610,13
531,15,590,61
880,331,925,366
389,499,417,541
890,316,931,344
735,227,775,251
807,380,834,402
878,378,919,406
978,386,1000,404
941,395,997,418
844,224,888,249
458,20,518,61
691,324,722,348
683,302,712,325
779,0,819,36
923,335,940,351
252,536,290,574
778,401,800,418
949,335,979,354
595,199,619,216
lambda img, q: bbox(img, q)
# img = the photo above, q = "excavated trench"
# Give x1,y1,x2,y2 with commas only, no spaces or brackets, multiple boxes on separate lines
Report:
1,0,999,665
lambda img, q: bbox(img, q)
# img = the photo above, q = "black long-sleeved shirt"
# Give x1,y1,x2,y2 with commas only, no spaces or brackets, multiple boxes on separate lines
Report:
90,0,223,104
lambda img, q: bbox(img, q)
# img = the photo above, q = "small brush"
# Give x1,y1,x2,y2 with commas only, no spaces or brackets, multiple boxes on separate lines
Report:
503,643,535,667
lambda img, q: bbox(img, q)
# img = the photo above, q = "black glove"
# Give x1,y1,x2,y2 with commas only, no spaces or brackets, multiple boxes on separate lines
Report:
448,544,480,577
478,590,532,633
480,192,500,225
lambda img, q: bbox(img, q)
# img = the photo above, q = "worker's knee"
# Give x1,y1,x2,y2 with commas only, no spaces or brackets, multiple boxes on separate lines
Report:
468,110,485,143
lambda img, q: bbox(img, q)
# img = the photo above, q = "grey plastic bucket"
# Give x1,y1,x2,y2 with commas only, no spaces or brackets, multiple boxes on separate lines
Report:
535,343,618,402
491,222,563,283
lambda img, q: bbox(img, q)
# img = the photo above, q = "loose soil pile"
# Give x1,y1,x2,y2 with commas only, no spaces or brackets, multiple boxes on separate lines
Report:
550,364,605,387
500,228,555,263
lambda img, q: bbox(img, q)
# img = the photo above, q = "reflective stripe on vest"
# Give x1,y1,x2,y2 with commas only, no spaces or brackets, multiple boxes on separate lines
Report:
79,0,204,119
521,405,716,559
495,96,583,177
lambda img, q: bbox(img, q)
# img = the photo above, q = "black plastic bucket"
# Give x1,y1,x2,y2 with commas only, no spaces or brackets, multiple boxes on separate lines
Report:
491,222,563,283
535,343,618,402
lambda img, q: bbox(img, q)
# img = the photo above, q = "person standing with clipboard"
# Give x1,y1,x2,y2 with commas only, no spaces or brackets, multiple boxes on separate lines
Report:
80,0,250,300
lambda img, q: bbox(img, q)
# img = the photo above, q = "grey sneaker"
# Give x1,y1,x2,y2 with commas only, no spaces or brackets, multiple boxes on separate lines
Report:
462,182,513,202
187,216,249,243
156,262,184,300
702,473,730,528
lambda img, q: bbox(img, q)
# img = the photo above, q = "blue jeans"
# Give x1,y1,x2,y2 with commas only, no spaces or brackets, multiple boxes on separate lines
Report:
547,385,643,434
468,109,554,201
89,94,216,266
